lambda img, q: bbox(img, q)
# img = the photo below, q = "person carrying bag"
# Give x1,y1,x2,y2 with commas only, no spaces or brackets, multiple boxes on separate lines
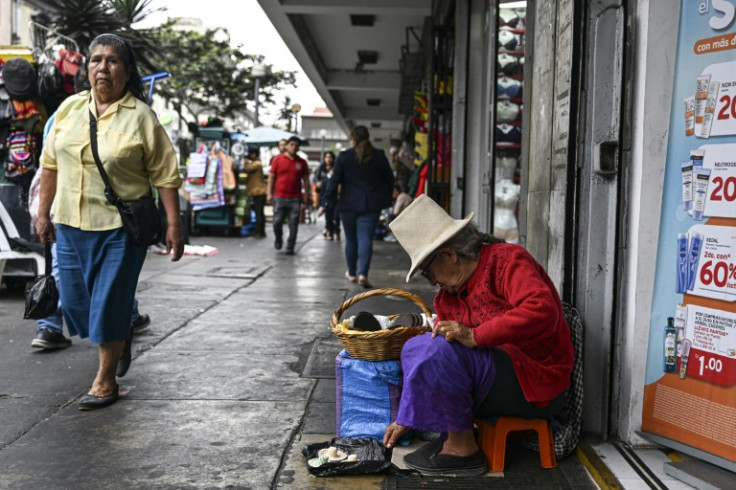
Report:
23,242,59,320
89,109,162,246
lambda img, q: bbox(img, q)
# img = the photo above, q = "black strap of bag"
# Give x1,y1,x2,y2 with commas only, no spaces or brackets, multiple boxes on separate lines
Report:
88,108,162,246
88,109,124,208
43,240,53,276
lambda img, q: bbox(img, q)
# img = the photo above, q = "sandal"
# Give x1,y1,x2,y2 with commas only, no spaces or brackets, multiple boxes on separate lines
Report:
345,271,357,283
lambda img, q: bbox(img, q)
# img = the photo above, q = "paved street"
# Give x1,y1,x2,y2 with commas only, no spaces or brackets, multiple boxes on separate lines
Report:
0,222,594,489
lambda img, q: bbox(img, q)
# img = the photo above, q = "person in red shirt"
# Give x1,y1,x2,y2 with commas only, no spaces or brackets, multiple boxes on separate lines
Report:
383,195,574,476
266,136,309,255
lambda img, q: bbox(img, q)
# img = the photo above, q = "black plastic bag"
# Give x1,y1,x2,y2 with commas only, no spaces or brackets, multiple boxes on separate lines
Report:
23,243,58,320
302,437,391,477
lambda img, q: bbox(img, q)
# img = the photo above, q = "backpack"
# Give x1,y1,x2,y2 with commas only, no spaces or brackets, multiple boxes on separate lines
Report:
37,60,64,97
4,129,38,184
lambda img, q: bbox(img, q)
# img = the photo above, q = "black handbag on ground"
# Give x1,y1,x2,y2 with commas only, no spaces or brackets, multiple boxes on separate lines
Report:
88,109,162,246
23,242,59,319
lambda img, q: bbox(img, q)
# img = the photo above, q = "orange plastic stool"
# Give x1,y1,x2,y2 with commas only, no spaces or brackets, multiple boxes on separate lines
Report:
475,417,558,472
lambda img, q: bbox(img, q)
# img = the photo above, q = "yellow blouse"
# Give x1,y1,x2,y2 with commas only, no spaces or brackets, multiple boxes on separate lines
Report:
41,91,182,231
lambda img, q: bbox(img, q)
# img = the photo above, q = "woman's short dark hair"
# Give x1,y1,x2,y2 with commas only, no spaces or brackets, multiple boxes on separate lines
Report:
350,125,373,164
441,222,504,259
87,33,146,103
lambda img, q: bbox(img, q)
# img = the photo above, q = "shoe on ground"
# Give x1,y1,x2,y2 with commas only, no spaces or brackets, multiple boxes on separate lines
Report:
285,248,295,255
31,328,72,350
274,237,283,250
358,276,373,289
345,271,357,283
116,335,132,377
78,384,119,410
131,314,150,334
404,446,487,476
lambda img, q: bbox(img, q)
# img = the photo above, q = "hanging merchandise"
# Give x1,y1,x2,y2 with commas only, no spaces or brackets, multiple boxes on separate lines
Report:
497,76,523,100
55,48,83,95
0,86,13,124
491,2,526,243
186,146,225,211
2,58,37,101
36,60,64,98
4,129,38,184
211,143,236,191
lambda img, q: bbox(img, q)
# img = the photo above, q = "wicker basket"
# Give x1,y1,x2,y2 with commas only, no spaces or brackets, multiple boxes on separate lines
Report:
331,288,433,361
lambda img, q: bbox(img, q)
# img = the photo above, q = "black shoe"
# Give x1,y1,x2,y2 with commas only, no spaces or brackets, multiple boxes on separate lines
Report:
411,437,445,459
79,385,119,410
31,328,71,350
404,447,487,476
274,237,283,250
285,248,295,255
131,314,150,334
116,335,132,377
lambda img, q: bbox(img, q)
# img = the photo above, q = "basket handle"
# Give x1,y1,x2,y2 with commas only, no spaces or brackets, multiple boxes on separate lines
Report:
331,288,433,329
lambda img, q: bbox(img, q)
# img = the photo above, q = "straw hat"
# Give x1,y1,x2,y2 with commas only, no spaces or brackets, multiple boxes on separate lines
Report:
388,194,474,282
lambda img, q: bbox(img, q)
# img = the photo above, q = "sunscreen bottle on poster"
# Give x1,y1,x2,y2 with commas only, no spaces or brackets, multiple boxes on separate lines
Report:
690,149,705,170
695,74,711,124
687,233,702,291
684,96,695,136
681,161,693,211
665,317,677,373
692,168,711,221
679,339,692,379
676,233,688,294
674,304,687,356
699,82,719,138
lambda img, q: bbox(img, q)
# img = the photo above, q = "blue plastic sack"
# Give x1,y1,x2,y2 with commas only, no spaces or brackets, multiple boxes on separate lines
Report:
336,350,402,441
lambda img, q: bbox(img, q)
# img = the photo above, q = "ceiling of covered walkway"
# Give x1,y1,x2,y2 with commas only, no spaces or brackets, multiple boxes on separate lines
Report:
257,0,431,146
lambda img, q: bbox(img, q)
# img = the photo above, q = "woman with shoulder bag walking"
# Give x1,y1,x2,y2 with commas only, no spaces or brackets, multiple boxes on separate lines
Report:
326,126,393,288
36,33,184,410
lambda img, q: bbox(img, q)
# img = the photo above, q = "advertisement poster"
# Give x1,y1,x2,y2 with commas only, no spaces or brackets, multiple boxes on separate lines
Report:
641,1,736,465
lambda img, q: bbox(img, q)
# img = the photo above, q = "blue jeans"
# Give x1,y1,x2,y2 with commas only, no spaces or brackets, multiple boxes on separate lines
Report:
37,244,141,333
340,210,380,278
273,197,302,250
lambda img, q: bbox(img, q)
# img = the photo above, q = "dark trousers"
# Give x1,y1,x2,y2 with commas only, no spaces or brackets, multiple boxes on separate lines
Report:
251,194,266,236
324,206,340,236
273,197,301,249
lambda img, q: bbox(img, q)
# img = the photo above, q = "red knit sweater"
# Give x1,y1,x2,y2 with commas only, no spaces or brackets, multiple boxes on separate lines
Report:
434,243,574,406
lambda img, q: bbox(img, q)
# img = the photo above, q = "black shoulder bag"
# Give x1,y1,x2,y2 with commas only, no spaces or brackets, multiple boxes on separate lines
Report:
89,109,162,246
23,242,59,319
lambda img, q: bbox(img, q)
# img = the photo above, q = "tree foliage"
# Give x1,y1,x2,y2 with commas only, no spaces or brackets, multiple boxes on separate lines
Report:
38,1,297,125
150,23,296,124
278,95,294,132
40,0,164,72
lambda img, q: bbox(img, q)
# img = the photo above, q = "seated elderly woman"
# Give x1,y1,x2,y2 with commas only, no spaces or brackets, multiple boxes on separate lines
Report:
383,195,574,476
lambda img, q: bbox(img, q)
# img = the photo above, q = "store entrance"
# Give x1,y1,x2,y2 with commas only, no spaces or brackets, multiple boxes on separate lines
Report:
481,0,628,438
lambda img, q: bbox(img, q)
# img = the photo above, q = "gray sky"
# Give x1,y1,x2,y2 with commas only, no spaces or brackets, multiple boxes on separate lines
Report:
142,0,325,124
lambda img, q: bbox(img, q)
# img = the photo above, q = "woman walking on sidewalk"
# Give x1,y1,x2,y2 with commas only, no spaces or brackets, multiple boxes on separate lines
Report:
36,34,184,410
326,126,393,288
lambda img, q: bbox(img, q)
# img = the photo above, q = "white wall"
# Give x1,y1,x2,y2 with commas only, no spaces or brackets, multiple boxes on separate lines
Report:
616,0,679,444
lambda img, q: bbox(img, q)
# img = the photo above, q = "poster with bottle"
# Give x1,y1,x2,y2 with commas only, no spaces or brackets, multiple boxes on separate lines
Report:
642,1,736,466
